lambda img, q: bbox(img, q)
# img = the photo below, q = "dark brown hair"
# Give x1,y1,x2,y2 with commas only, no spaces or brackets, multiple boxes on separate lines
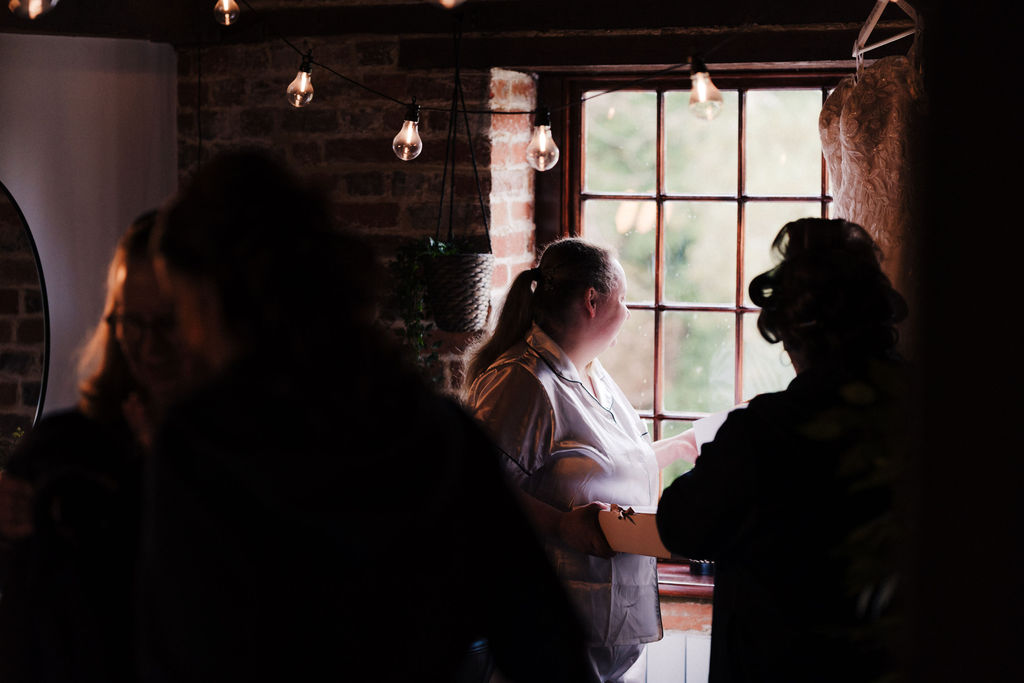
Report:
749,218,908,370
77,210,159,422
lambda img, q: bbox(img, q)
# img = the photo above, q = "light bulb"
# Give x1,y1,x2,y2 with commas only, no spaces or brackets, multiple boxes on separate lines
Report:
393,102,423,161
287,54,314,108
688,57,723,121
7,0,59,19
213,0,239,26
526,107,560,172
430,0,469,8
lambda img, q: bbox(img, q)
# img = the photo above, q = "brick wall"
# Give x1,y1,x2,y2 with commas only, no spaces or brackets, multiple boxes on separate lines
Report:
177,41,537,394
0,194,45,465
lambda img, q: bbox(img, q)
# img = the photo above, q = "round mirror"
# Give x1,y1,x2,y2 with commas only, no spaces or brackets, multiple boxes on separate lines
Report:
0,179,49,467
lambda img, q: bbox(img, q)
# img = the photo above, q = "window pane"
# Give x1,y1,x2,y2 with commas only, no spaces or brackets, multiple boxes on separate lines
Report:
744,201,821,306
663,311,735,413
745,90,823,196
584,90,657,195
599,308,654,411
664,201,737,304
741,312,796,401
664,90,739,196
583,199,656,303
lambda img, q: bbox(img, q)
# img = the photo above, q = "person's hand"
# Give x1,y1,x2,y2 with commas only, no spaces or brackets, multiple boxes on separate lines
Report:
0,470,35,541
654,428,699,469
558,502,616,559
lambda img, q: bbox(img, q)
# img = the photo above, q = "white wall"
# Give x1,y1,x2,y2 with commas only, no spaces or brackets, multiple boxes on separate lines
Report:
0,33,177,413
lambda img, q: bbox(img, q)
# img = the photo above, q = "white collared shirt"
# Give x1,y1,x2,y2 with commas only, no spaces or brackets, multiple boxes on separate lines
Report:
467,324,662,646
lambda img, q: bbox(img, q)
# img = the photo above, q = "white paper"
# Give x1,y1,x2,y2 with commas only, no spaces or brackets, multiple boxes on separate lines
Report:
692,404,747,452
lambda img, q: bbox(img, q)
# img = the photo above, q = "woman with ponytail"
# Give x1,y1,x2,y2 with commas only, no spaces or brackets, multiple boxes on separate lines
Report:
465,238,697,683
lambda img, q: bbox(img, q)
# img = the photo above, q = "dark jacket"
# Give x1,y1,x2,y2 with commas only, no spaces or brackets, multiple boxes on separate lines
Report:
0,410,142,683
137,355,590,683
657,361,907,683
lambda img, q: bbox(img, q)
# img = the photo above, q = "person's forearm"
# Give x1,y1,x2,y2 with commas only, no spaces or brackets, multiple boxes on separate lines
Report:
653,428,699,469
510,488,615,558
512,487,563,538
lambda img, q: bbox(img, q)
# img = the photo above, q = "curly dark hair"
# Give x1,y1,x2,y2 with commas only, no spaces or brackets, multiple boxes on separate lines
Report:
749,218,907,370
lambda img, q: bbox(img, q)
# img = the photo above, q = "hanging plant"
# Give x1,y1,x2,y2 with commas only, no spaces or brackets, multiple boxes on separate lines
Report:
388,239,444,379
424,18,494,333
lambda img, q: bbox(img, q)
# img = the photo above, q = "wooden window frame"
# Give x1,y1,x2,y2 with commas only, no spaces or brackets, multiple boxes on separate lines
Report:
535,70,849,593
538,70,847,438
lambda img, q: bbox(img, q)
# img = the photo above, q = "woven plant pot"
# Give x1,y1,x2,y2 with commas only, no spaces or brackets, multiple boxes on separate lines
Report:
425,252,494,332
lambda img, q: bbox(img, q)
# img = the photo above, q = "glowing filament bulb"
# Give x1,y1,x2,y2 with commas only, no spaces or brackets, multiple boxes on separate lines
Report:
213,0,239,26
8,0,59,19
393,102,423,161
431,0,468,8
526,107,560,172
688,57,723,121
287,54,314,108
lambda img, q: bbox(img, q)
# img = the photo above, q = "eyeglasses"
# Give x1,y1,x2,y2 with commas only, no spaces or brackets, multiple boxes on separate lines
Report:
106,312,177,347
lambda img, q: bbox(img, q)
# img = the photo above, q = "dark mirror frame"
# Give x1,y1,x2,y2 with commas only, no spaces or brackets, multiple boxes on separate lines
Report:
0,179,50,461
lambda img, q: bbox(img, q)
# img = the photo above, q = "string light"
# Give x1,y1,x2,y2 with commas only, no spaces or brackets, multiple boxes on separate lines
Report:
393,100,424,161
218,2,730,165
688,56,724,121
286,52,314,108
213,0,239,26
526,107,560,172
7,0,59,19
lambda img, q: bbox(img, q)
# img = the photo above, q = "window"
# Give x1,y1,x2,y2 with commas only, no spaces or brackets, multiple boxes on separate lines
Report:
557,73,842,489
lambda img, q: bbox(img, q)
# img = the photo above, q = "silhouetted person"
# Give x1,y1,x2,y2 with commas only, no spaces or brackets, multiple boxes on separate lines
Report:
656,218,909,683
0,211,187,683
138,149,589,683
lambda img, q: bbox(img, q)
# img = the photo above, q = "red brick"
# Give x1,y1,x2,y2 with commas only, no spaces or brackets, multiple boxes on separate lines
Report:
488,79,509,102
0,382,16,407
15,318,44,344
323,138,390,163
0,319,11,342
512,201,534,223
343,171,386,197
280,108,339,134
355,40,396,66
290,141,323,165
338,105,389,135
491,171,530,196
210,78,247,106
239,108,277,137
0,289,18,314
490,141,530,168
0,258,37,286
491,230,532,259
490,112,532,135
491,262,510,289
333,202,400,230
508,75,537,102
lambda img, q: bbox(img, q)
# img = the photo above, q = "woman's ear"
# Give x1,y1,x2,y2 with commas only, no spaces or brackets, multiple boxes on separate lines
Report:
584,287,599,318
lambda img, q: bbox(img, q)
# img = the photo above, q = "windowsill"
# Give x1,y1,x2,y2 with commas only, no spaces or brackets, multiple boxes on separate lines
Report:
657,560,714,600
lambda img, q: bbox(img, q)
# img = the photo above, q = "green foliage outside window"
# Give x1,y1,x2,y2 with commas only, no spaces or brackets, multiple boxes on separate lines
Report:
580,87,827,486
